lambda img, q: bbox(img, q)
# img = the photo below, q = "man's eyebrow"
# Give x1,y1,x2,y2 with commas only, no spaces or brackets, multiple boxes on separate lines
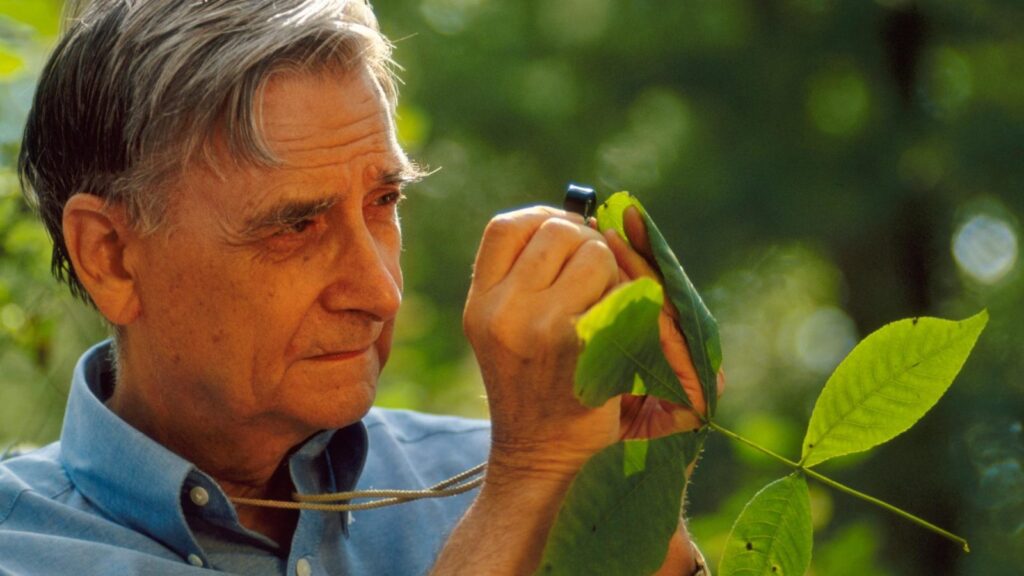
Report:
240,196,338,237
380,160,433,188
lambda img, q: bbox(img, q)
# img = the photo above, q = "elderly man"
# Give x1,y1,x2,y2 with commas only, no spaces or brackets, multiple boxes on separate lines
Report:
0,1,713,574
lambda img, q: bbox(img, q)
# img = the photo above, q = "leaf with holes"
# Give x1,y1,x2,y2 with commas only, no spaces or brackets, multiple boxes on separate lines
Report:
537,430,706,576
575,277,689,407
596,192,722,418
719,473,813,576
801,310,988,468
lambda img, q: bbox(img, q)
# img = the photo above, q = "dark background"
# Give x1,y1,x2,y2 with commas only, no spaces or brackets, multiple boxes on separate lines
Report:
1,1,1021,573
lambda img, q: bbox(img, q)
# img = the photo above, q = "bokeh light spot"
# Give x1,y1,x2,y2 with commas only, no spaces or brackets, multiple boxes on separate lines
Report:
924,46,973,118
537,0,611,46
517,60,577,120
597,88,693,188
795,306,858,375
692,0,752,50
419,0,486,35
1,303,26,331
953,213,1018,285
966,420,1024,535
395,104,431,152
807,64,870,137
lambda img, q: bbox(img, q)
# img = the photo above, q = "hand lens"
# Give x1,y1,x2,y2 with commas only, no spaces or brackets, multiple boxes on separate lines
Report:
563,184,597,219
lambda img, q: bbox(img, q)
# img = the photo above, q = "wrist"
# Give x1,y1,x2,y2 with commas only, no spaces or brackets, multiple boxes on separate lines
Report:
485,434,609,489
484,444,581,492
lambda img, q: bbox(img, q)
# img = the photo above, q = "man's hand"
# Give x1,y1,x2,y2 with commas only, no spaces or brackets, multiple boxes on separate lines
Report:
435,204,720,575
462,206,622,478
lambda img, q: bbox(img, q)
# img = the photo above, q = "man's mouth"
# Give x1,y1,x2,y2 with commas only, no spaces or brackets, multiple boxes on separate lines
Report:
307,346,373,362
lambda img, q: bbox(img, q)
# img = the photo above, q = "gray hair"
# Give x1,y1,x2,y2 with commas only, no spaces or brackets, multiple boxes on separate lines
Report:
19,0,397,303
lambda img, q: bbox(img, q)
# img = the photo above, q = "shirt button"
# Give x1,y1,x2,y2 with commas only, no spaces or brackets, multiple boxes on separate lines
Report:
296,557,312,576
189,486,210,507
187,553,204,567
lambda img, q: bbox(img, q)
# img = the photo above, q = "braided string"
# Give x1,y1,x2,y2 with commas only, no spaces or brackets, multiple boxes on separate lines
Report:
230,462,487,512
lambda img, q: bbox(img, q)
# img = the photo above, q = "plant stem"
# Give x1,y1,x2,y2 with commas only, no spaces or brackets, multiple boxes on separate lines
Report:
706,421,801,468
799,466,969,552
706,421,971,553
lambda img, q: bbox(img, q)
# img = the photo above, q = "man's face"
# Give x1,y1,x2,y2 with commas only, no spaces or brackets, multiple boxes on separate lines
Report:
127,68,410,434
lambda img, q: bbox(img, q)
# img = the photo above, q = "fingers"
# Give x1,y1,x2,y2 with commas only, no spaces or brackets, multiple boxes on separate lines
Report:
549,238,619,314
471,207,584,292
605,228,658,282
507,217,608,291
659,312,706,416
623,206,655,265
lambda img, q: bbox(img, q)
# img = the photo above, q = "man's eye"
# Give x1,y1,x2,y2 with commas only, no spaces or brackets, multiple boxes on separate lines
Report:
276,219,315,236
375,191,405,207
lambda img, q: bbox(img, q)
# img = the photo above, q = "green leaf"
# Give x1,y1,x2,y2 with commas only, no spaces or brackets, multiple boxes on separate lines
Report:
596,192,722,418
801,310,988,468
575,277,689,407
538,430,706,576
0,2,63,37
0,46,24,79
719,473,813,576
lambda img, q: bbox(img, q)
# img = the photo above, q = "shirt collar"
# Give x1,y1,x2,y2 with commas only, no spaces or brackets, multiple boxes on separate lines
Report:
60,340,369,559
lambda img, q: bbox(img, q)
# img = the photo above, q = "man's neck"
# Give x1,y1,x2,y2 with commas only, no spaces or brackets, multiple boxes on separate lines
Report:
220,462,301,550
106,364,309,547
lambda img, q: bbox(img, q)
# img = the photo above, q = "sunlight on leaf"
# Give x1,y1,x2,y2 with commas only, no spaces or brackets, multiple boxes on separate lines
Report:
719,473,813,576
596,191,722,418
0,47,24,79
538,431,705,576
623,438,649,478
575,277,689,407
801,310,988,468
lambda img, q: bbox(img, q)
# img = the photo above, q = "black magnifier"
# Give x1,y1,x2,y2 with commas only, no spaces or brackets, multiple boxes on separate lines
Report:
563,183,597,219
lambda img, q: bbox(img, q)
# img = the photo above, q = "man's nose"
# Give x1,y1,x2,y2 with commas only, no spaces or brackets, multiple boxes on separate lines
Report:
319,223,402,321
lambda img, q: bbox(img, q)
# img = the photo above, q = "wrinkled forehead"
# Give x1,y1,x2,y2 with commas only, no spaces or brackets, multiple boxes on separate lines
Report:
201,66,407,179
172,68,414,220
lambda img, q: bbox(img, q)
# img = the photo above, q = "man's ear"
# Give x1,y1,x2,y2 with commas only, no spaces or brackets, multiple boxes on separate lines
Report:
62,194,141,326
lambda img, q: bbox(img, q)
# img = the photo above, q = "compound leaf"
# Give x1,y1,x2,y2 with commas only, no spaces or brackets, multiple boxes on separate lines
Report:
537,430,706,576
575,277,689,408
801,310,988,468
719,473,813,576
596,192,722,418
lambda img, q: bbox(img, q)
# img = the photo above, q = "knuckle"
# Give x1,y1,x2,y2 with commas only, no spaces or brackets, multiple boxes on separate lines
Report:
533,217,580,246
580,238,617,273
484,213,520,239
484,208,564,242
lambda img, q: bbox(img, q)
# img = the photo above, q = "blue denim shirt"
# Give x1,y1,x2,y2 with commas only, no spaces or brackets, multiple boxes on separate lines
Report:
0,342,491,575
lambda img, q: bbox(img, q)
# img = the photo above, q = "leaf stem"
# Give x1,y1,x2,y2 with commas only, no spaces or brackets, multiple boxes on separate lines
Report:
706,421,970,553
706,421,800,468
799,465,969,552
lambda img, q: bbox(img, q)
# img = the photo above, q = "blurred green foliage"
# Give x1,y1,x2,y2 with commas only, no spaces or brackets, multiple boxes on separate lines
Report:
1,1,1022,574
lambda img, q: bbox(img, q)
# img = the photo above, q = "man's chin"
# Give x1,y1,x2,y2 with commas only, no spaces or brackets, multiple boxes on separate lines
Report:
285,352,381,430
288,381,377,432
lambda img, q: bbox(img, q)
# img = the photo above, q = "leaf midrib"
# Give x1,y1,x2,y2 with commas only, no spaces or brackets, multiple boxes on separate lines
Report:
608,337,688,406
806,329,962,462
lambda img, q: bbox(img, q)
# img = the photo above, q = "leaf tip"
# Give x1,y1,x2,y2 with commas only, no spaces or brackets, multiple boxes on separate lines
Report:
962,308,989,327
960,309,989,342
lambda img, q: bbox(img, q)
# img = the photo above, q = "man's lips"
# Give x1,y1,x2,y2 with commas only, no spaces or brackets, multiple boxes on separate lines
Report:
306,346,373,362
304,323,385,362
